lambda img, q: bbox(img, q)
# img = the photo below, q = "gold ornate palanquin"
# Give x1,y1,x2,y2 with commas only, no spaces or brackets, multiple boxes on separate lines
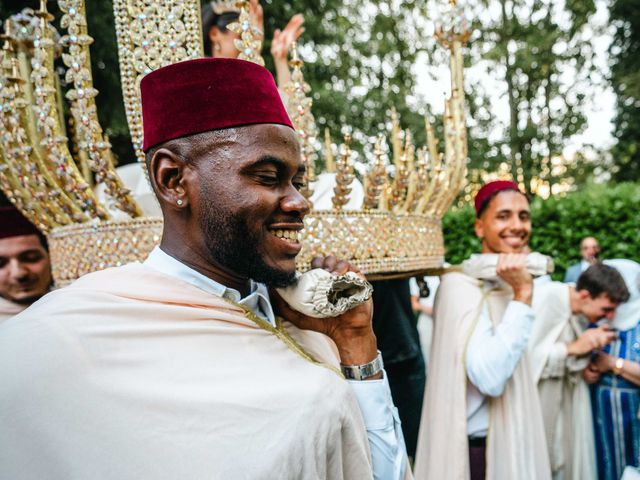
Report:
0,0,469,286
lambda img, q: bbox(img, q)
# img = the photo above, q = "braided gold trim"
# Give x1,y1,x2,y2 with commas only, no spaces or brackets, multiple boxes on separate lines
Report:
227,299,344,379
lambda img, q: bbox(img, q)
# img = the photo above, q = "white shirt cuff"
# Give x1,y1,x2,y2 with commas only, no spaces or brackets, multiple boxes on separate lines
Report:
347,370,395,430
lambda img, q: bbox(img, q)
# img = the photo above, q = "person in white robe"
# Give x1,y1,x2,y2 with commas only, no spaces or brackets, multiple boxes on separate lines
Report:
414,180,551,480
0,58,410,480
530,263,630,480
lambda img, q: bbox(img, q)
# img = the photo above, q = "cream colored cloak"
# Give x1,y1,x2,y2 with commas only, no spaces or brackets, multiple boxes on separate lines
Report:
414,271,550,480
530,281,597,480
0,263,372,480
0,295,26,323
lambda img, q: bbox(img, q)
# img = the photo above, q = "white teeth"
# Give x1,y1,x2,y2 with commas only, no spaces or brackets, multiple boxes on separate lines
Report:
271,229,300,242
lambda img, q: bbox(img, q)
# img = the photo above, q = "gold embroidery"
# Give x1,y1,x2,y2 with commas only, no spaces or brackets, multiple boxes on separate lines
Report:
224,298,344,379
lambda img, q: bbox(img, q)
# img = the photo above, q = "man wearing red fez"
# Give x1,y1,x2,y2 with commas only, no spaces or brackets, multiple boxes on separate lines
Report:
0,206,51,323
415,180,552,480
0,59,408,479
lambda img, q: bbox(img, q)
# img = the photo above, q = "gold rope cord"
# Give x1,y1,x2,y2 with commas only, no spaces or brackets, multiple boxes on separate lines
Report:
226,298,344,379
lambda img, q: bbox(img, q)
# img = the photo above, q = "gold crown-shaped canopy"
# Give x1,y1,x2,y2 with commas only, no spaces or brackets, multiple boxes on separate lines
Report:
0,0,469,285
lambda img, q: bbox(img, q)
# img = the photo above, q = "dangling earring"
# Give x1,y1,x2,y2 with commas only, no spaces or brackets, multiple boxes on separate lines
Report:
215,42,221,52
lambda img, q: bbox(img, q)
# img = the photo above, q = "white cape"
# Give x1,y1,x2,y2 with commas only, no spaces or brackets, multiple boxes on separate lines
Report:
0,264,373,480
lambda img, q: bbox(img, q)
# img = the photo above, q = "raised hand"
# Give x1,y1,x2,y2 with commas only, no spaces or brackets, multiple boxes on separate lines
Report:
270,14,305,60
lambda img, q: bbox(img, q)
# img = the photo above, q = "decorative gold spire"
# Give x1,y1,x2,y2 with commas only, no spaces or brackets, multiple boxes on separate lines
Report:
210,1,239,15
59,0,142,217
390,107,403,165
364,135,388,210
332,134,355,210
29,3,107,221
406,146,430,212
227,0,264,66
323,128,336,173
389,129,413,211
284,42,318,199
113,0,203,165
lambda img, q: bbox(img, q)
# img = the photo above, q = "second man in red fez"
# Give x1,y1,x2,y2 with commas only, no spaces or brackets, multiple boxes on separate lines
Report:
415,180,552,480
0,58,409,479
0,205,51,323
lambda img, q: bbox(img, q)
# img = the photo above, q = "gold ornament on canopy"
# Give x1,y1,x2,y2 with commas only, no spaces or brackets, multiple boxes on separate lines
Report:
283,42,318,200
210,1,239,15
227,0,264,66
0,0,470,285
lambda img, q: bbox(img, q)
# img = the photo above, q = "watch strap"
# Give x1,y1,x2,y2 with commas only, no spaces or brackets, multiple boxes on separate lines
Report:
341,350,384,380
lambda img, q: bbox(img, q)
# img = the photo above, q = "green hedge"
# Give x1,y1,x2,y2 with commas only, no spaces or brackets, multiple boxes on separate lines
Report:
441,183,640,280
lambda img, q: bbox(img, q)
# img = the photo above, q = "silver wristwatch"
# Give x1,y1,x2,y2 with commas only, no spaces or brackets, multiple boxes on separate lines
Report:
340,350,384,380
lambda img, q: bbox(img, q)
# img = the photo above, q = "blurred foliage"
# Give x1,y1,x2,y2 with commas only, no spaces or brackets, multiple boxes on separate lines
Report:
442,183,640,280
609,0,640,182
250,0,433,156
0,0,631,192
464,0,599,194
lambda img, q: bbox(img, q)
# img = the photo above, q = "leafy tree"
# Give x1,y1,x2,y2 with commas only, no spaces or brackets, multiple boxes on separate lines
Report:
609,0,640,182
259,0,432,157
464,0,599,194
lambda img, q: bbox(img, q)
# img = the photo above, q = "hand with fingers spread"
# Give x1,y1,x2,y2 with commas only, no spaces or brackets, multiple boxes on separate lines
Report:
496,253,533,305
271,255,379,375
270,14,305,60
271,14,305,88
566,325,616,356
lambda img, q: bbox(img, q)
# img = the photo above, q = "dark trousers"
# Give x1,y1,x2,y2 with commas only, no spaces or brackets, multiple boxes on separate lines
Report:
469,438,487,480
385,355,426,458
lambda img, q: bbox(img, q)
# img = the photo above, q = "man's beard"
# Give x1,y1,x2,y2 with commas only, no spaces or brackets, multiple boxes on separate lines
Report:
199,201,297,288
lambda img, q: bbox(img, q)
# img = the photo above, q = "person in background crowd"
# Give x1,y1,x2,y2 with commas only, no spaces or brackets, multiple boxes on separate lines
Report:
529,263,629,480
585,259,640,480
0,205,51,323
201,0,304,88
564,236,600,284
414,180,551,480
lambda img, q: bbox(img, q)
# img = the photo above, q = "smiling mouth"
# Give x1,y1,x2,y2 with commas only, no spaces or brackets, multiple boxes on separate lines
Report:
270,229,302,244
502,234,526,242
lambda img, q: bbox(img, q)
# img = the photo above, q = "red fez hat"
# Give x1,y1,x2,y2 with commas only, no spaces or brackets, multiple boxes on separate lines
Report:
474,180,521,216
141,58,293,151
0,206,42,240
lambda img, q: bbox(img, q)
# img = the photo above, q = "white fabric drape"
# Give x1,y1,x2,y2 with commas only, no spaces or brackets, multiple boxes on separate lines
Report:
0,263,373,480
